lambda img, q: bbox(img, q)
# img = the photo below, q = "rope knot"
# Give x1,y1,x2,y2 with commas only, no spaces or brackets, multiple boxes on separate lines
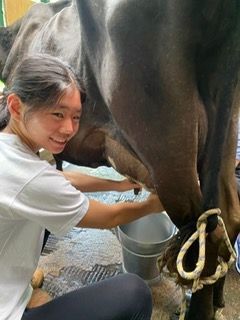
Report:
196,208,221,228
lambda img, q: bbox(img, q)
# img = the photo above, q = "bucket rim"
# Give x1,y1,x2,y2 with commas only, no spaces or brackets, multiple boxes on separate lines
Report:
117,211,177,246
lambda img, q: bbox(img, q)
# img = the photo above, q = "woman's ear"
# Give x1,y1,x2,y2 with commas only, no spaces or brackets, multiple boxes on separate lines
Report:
7,94,23,121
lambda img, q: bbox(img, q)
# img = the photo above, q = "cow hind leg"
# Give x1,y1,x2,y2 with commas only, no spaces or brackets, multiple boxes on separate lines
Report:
187,285,215,320
213,277,225,309
186,246,226,319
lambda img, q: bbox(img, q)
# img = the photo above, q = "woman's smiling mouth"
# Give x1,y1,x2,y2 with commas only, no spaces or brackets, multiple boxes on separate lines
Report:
50,137,68,145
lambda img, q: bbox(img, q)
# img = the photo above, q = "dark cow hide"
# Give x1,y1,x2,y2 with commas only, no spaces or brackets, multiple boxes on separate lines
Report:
0,1,240,319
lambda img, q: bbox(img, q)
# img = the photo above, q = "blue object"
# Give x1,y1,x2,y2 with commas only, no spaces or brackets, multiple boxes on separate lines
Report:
235,234,240,274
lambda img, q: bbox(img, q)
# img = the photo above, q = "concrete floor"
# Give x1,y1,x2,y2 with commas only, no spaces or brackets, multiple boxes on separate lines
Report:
150,266,240,320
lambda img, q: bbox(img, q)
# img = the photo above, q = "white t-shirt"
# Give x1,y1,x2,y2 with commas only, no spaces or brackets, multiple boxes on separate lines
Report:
0,133,89,320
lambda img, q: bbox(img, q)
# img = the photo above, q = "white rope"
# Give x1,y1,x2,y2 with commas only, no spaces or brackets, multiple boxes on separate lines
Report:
176,208,236,320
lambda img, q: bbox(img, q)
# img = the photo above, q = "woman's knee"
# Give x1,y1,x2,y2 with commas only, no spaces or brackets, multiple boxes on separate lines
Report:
118,273,152,306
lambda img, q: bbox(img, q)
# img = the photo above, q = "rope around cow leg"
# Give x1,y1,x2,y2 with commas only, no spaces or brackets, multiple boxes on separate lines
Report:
175,208,236,320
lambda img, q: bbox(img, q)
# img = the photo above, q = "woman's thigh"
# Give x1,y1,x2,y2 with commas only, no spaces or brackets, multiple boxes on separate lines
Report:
22,273,152,320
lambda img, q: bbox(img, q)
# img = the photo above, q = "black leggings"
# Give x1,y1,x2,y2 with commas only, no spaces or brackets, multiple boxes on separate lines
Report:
22,273,152,320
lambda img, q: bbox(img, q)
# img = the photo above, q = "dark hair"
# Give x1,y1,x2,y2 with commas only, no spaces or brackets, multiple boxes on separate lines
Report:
0,54,85,130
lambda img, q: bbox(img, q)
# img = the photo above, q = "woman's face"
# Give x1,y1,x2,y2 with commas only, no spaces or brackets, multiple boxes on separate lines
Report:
19,86,82,154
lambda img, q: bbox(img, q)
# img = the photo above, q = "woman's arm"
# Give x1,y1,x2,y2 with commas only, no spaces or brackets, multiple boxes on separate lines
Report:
62,170,141,193
77,194,164,229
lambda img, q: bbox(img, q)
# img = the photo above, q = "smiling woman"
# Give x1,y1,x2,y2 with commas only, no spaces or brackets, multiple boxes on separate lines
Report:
5,86,82,153
0,54,82,152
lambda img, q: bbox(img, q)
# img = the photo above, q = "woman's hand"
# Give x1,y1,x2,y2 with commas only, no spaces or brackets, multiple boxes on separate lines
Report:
116,179,142,192
143,193,164,214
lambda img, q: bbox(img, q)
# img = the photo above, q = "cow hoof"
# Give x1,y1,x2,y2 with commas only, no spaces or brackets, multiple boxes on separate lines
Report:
31,268,44,289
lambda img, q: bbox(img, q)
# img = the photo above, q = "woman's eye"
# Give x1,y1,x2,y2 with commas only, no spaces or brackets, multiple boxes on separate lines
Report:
52,113,64,118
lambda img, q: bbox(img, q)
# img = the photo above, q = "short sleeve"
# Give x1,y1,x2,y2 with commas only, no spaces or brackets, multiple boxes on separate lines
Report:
11,167,89,237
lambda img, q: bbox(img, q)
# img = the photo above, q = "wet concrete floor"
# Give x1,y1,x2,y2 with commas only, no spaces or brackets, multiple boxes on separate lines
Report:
150,266,240,320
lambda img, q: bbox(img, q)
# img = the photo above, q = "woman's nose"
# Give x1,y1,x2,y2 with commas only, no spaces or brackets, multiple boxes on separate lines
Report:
60,118,75,135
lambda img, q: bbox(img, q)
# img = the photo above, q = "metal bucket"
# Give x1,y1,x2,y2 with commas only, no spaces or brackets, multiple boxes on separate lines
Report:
117,211,176,285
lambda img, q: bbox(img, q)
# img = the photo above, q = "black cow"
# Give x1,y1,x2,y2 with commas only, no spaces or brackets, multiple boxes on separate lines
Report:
0,1,240,319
